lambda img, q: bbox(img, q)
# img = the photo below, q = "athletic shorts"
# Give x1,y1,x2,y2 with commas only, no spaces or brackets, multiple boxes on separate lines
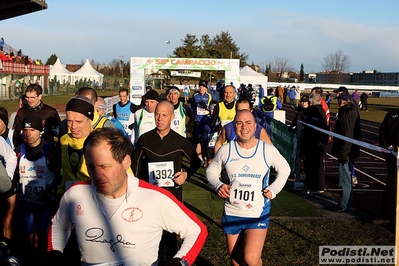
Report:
19,201,51,235
222,211,270,235
1,180,17,199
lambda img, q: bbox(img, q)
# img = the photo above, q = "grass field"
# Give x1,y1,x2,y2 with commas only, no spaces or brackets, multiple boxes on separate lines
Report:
2,91,397,265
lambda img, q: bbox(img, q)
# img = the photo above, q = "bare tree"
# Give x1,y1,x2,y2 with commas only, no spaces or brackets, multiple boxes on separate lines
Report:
322,50,351,73
271,57,293,73
268,57,294,81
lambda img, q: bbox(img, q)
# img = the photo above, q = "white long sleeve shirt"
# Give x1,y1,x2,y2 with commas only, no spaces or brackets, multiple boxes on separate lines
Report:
0,136,17,179
48,174,207,266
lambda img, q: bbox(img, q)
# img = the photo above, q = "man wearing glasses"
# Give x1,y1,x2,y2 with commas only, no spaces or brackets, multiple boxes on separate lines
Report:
13,84,61,146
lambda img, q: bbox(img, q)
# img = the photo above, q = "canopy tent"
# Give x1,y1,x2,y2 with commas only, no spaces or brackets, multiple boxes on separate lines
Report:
49,57,71,84
71,59,104,85
239,66,267,88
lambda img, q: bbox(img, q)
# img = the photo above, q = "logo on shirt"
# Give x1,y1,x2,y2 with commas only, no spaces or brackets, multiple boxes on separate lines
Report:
76,204,84,216
242,165,250,172
121,207,143,222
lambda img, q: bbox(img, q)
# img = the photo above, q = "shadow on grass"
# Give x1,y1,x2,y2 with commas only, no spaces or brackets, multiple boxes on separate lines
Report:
186,172,214,193
193,255,216,266
269,219,324,247
184,202,222,229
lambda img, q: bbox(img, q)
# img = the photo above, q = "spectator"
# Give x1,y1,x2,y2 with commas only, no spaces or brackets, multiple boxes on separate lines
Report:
288,86,296,105
352,90,359,103
294,86,301,107
261,88,282,118
277,85,284,103
258,84,265,101
360,92,368,111
333,86,361,184
312,87,330,126
47,127,207,266
289,95,309,182
330,92,361,212
325,91,331,108
373,108,399,226
301,94,329,194
0,38,4,51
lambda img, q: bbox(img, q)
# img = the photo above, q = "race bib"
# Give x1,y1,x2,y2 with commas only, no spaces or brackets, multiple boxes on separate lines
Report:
172,118,180,131
148,161,174,187
21,177,46,202
226,179,263,217
208,132,219,148
196,107,209,116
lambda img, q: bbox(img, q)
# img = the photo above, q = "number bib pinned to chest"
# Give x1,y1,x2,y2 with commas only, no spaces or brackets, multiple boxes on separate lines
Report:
148,161,174,187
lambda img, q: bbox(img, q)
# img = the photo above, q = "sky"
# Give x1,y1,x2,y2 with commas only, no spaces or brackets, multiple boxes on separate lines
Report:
1,0,398,73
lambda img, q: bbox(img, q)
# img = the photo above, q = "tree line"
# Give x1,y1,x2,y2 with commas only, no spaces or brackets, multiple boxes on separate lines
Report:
45,33,351,84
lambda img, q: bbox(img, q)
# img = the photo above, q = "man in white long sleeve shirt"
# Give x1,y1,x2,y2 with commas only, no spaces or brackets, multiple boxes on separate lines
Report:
0,134,17,241
47,128,207,266
206,110,290,266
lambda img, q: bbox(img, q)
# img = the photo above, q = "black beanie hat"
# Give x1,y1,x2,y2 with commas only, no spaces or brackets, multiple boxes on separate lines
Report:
22,114,43,131
66,96,94,120
0,109,8,126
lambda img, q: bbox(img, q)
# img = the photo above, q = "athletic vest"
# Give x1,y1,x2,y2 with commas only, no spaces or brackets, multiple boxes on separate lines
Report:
224,140,271,218
58,134,89,194
218,101,236,126
115,102,133,136
19,142,55,204
135,109,156,141
171,102,186,137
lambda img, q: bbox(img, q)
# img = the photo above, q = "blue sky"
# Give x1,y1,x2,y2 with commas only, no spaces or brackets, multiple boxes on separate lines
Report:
1,0,398,73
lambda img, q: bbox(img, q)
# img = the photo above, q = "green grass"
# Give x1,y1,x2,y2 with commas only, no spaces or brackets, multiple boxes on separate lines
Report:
328,96,399,123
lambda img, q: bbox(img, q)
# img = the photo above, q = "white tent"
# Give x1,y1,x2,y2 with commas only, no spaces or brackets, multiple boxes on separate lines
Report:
239,66,268,106
49,57,71,84
239,66,267,88
71,59,104,85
